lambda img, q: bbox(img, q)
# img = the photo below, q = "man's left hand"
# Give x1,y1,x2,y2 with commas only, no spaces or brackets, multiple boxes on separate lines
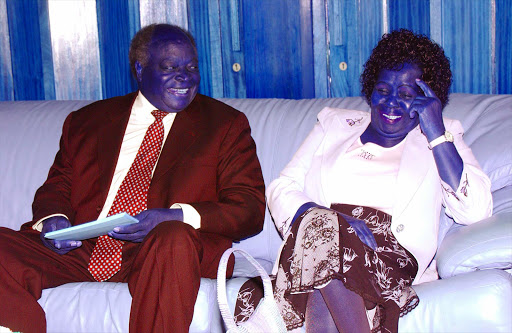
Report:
108,208,184,242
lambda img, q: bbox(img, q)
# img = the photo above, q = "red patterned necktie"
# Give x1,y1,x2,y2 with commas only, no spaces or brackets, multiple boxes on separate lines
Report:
88,110,168,282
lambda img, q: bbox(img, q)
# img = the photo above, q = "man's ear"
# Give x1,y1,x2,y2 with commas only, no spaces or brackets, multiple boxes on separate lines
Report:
135,61,143,82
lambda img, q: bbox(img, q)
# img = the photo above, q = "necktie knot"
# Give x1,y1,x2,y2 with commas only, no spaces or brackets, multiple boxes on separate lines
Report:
151,110,168,121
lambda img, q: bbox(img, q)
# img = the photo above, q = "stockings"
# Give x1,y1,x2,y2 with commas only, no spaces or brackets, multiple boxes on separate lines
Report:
306,279,371,333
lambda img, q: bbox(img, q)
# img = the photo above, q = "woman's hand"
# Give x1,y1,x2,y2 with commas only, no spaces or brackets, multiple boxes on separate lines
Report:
339,213,377,250
411,79,463,189
293,203,377,250
409,79,446,141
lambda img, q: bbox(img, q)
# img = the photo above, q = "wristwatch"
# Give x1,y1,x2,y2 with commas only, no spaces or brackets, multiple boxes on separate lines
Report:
428,131,454,149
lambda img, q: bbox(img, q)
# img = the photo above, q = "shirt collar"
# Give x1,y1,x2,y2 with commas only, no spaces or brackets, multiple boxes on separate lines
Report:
132,91,160,122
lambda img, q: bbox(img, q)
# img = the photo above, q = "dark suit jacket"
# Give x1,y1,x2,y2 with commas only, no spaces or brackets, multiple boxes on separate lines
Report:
30,92,265,264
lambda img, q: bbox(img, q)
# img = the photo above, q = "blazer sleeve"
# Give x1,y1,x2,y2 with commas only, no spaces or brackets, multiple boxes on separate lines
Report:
190,112,265,241
440,119,493,224
266,115,327,236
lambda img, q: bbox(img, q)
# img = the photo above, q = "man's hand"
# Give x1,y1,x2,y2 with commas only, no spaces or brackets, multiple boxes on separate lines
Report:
40,216,82,254
109,208,184,242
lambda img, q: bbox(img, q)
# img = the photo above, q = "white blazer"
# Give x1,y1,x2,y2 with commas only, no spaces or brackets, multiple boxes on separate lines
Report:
267,108,492,284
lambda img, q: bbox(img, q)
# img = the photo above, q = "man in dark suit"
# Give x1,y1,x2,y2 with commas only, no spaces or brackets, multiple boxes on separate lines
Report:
0,24,265,333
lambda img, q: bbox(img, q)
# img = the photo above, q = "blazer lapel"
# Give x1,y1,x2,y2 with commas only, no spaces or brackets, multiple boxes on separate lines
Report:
393,126,432,220
321,110,370,205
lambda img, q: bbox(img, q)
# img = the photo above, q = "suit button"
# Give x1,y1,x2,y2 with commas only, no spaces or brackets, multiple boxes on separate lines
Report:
396,224,404,233
96,207,101,212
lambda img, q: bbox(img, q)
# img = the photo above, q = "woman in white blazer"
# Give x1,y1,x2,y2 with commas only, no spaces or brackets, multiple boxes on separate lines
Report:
264,30,492,333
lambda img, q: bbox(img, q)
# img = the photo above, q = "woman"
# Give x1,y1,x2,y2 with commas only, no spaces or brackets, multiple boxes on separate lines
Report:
236,29,492,332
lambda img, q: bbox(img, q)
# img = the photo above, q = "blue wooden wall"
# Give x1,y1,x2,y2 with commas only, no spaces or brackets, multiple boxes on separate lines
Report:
0,0,510,101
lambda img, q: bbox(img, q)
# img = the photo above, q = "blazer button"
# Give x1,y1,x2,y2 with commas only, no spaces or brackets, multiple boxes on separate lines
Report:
396,224,404,233
96,206,101,212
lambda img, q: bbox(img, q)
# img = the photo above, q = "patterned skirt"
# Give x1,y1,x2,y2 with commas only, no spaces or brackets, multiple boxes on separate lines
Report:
235,204,419,333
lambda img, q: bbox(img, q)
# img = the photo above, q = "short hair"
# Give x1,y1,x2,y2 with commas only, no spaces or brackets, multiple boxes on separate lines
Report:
360,29,452,108
129,23,197,78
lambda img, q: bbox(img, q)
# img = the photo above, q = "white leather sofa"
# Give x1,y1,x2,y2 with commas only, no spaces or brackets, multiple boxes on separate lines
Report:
1,94,511,332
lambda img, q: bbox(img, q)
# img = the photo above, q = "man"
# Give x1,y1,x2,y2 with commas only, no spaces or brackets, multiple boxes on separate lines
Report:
0,24,265,332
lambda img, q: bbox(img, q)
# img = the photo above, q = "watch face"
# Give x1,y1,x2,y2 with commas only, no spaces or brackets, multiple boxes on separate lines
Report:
445,131,454,142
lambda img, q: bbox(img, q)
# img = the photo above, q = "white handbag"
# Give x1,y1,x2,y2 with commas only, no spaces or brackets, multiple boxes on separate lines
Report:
217,248,287,333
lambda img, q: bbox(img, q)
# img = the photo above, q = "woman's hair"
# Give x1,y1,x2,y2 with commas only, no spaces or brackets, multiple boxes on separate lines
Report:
360,29,452,108
129,24,196,79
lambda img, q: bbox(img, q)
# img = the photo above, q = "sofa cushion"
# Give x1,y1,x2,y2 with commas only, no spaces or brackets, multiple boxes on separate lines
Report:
38,279,225,332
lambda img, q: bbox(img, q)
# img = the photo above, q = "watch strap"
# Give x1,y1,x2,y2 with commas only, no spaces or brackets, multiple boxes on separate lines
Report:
428,131,453,149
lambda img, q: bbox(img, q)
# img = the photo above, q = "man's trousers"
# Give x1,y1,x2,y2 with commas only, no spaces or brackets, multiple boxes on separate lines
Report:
0,221,233,333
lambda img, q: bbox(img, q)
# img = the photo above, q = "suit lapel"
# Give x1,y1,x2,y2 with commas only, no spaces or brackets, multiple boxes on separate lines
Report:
97,94,135,202
151,99,201,186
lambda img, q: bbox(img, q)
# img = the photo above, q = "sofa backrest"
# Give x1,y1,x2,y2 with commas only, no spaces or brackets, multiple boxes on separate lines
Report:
0,100,93,230
1,94,511,272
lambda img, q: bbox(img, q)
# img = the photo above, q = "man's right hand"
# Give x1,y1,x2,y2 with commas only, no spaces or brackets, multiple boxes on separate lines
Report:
40,216,82,254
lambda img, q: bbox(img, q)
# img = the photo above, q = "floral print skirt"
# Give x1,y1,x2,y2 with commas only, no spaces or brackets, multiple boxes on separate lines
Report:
235,204,419,333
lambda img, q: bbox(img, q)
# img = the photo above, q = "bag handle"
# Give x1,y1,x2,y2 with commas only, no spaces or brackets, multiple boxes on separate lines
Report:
217,248,274,331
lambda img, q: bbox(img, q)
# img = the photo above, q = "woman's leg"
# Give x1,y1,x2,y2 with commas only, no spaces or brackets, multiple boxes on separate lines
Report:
306,289,339,333
319,279,370,333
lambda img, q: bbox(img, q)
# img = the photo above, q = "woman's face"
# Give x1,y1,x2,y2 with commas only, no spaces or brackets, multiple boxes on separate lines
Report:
369,63,422,144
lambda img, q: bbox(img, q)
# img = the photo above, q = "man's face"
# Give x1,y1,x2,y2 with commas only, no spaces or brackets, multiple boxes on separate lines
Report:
136,28,200,113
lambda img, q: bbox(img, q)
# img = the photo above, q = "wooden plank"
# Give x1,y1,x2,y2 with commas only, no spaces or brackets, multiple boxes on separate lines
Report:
139,0,187,29
96,0,139,99
37,0,55,100
0,0,14,101
312,0,328,98
328,0,383,97
219,0,246,97
389,0,430,35
6,0,46,100
241,0,314,98
442,0,491,93
496,0,511,93
299,0,315,98
187,0,213,97
48,0,102,100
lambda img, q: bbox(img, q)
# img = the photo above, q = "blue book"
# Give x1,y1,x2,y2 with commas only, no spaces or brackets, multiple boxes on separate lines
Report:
44,213,138,240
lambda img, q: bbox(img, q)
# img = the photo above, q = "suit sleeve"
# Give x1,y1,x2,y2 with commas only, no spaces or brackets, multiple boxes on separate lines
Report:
31,112,76,225
190,112,265,241
440,119,493,224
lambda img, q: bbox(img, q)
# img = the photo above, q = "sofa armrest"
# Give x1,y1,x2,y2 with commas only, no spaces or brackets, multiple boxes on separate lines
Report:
437,212,512,279
400,270,512,332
